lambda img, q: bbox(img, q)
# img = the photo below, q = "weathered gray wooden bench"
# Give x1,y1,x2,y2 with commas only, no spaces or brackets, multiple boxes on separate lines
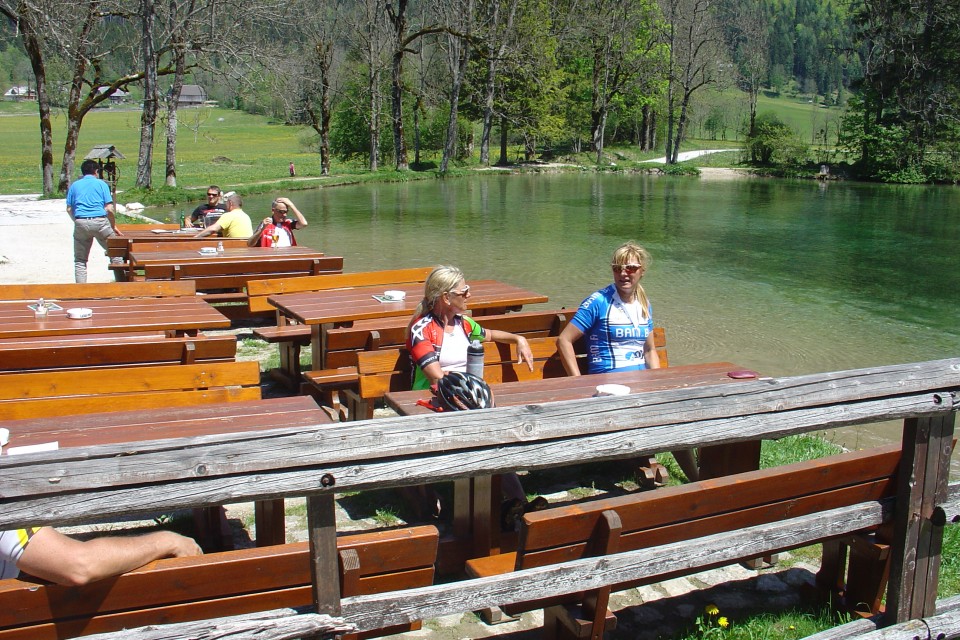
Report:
0,358,956,639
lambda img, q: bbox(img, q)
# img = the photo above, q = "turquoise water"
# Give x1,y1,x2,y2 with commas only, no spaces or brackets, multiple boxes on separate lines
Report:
233,173,960,448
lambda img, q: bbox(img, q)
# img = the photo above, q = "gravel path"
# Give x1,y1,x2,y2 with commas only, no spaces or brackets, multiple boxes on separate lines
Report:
0,194,114,284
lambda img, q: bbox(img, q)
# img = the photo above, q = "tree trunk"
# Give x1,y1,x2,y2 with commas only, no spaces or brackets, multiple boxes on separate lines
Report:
135,0,157,189
388,0,409,171
479,54,498,166
16,15,55,194
368,62,380,172
441,23,471,174
165,47,186,188
497,115,509,166
672,93,692,164
318,45,332,177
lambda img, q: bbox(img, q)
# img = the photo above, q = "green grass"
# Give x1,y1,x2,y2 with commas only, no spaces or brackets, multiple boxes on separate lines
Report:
677,605,851,640
0,107,340,195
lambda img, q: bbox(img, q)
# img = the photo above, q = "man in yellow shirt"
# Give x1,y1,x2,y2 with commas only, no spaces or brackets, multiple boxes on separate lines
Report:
194,193,253,238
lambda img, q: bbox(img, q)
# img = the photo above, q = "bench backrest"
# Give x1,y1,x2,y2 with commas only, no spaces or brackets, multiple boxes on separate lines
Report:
0,525,439,640
516,444,900,573
0,361,261,420
246,266,434,315
144,256,345,290
353,327,668,400
0,281,196,301
0,334,237,373
324,309,573,369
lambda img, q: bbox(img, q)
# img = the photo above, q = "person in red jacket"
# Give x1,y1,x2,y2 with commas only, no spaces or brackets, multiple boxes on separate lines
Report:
248,197,308,247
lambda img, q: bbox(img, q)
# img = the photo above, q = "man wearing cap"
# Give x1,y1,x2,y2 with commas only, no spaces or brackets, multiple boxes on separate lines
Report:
194,193,253,239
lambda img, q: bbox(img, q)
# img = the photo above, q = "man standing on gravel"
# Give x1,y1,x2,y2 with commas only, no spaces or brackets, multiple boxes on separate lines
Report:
66,159,122,283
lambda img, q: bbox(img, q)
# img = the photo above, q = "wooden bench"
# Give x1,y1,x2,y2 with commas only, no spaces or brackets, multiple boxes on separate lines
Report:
0,281,197,301
293,308,574,403
0,332,237,373
0,525,439,640
143,256,345,318
107,237,250,280
330,328,667,420
246,266,435,317
464,444,902,638
0,361,262,420
249,267,434,386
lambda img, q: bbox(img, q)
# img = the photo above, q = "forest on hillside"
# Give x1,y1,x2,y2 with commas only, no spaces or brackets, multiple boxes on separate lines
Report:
1,0,958,191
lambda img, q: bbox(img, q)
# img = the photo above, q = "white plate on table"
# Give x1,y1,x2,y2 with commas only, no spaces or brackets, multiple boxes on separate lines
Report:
66,307,93,320
383,290,407,301
595,384,631,397
198,247,218,255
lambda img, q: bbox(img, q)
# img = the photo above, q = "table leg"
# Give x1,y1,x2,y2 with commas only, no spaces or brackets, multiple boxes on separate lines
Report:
254,499,287,546
698,440,762,480
453,475,502,560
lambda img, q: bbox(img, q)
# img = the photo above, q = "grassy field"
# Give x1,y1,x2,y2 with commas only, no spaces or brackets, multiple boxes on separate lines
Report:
0,88,847,196
0,106,322,195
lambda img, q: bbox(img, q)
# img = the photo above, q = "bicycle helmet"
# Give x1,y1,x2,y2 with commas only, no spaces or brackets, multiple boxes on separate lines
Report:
434,371,494,411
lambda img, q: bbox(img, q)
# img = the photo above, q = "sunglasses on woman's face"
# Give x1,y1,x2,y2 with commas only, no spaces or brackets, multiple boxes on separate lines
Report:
611,263,643,274
448,285,471,297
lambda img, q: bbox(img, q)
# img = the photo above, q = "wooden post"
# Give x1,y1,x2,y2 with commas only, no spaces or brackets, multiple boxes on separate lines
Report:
307,493,340,616
886,409,955,622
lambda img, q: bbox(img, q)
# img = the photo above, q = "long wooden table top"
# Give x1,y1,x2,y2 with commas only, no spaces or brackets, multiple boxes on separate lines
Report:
130,245,326,267
386,362,749,416
269,279,549,326
0,396,331,451
0,296,230,339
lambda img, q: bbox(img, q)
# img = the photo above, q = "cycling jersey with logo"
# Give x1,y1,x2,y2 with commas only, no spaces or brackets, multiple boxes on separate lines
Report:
570,284,654,374
407,313,485,390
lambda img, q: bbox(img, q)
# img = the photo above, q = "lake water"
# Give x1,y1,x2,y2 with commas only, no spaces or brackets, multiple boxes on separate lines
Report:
232,173,960,451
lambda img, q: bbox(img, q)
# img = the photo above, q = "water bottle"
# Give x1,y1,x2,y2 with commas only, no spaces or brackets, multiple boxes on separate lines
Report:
466,339,484,379
179,213,186,229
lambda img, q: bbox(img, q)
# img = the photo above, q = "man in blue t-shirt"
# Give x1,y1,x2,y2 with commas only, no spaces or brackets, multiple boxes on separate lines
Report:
66,159,122,283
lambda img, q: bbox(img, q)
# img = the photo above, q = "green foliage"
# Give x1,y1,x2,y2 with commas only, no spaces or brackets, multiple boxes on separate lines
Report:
939,524,960,597
745,111,808,166
660,164,700,176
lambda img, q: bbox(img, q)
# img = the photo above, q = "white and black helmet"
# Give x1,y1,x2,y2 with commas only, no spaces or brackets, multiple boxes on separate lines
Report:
435,371,494,411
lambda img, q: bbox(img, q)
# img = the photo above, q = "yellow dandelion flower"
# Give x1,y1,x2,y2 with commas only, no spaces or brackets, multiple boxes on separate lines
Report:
705,604,720,616
718,616,729,628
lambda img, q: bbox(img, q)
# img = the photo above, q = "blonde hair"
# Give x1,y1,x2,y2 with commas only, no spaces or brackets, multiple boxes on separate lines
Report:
612,241,652,321
412,265,465,319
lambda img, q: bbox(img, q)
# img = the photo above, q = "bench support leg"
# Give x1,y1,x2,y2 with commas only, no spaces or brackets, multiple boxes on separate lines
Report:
886,412,955,622
307,493,341,616
255,499,287,546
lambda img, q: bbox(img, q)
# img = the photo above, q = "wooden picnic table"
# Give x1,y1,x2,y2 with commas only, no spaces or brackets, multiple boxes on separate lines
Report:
0,296,230,339
0,396,333,549
269,279,550,370
129,245,326,268
385,361,763,562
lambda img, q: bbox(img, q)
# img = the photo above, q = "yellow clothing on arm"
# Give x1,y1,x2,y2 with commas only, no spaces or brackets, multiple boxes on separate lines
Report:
0,527,42,579
217,208,253,238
